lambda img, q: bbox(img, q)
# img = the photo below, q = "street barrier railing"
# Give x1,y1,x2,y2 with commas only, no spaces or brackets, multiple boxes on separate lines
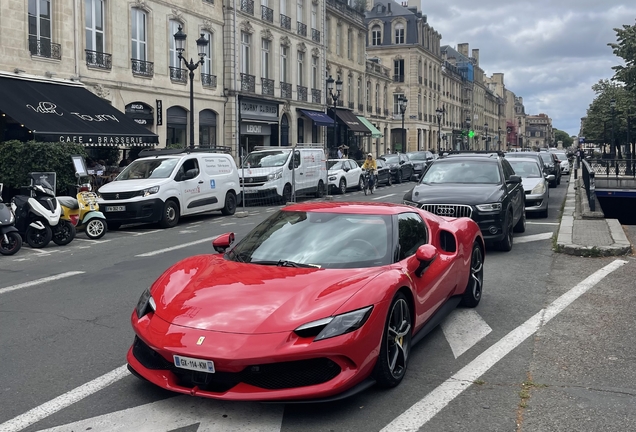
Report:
581,160,596,212
587,159,636,178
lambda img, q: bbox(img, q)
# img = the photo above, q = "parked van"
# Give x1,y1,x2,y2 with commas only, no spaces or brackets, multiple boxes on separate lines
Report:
240,145,327,203
97,147,240,229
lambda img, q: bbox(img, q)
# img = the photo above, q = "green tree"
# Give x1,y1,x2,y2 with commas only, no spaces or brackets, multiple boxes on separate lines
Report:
553,129,573,148
609,20,636,92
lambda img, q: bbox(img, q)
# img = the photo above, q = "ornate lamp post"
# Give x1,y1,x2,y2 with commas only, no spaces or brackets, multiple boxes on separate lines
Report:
173,26,209,150
326,75,342,154
435,106,445,154
610,98,616,160
465,115,471,150
399,95,408,152
497,127,502,151
484,122,489,151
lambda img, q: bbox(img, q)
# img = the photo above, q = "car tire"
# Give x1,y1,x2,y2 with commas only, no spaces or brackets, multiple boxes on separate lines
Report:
557,176,561,185
282,183,293,203
358,176,364,191
373,292,412,388
25,225,52,248
460,242,484,308
52,220,76,246
396,170,403,184
496,211,514,252
0,232,22,255
513,208,526,233
339,178,347,194
315,180,325,198
85,218,107,239
159,200,180,228
387,175,393,186
221,192,237,216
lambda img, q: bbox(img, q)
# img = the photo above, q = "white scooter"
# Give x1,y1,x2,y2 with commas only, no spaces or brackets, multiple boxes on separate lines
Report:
11,179,62,248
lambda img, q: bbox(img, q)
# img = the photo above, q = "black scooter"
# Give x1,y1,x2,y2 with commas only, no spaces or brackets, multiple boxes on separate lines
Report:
0,183,22,255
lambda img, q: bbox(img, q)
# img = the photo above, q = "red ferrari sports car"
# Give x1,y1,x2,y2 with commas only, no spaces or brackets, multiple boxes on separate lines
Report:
127,202,484,402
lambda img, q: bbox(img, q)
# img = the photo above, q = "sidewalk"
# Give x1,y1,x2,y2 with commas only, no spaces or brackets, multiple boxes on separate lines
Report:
555,170,632,256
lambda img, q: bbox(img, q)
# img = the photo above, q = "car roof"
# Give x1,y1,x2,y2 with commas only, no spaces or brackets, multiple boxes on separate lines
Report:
282,201,415,215
507,157,541,164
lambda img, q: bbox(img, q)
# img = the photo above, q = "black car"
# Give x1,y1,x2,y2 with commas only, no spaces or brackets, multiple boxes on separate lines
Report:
379,153,415,183
406,151,435,179
539,152,562,187
403,153,525,251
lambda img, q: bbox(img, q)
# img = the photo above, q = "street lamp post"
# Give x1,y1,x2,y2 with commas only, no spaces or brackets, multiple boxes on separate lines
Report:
399,96,408,153
173,25,209,150
435,106,445,155
626,109,633,175
497,127,502,151
326,75,343,156
484,122,489,151
465,116,471,150
610,98,616,160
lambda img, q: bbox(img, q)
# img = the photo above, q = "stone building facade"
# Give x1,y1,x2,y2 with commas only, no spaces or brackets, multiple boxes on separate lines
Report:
525,113,553,149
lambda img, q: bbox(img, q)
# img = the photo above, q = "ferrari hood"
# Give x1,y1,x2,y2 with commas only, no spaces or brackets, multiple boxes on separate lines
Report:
150,255,384,334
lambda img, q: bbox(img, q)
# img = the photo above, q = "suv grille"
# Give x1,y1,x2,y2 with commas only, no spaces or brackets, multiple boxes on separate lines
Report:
420,204,473,218
240,176,268,187
100,191,139,200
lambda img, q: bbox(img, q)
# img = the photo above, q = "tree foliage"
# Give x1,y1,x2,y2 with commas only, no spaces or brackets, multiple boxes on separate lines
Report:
553,129,573,148
609,19,636,92
582,80,635,146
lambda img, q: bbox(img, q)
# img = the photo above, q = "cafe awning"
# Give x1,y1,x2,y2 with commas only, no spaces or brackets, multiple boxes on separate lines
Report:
332,109,371,134
0,73,159,146
299,109,334,126
356,116,383,138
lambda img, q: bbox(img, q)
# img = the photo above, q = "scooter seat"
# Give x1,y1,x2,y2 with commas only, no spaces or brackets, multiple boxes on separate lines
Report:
57,196,79,210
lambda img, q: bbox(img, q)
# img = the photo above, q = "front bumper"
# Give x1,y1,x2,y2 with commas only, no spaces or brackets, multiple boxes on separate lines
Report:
241,187,280,201
524,192,548,213
474,211,506,242
99,198,164,224
128,304,387,401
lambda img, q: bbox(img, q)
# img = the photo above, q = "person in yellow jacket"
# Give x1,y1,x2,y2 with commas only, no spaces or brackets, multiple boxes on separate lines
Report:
361,153,377,190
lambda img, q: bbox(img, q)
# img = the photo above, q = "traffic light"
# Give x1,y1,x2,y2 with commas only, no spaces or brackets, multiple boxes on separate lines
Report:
468,130,475,138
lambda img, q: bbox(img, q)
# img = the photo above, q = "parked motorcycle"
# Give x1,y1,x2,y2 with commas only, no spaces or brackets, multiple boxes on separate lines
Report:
0,183,22,255
11,179,62,248
58,183,107,240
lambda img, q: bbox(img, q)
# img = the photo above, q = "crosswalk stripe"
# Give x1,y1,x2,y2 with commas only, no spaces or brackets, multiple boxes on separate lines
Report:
441,309,492,358
515,232,553,244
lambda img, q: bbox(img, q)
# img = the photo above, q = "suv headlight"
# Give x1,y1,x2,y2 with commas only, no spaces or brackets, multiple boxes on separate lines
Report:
476,203,502,212
294,306,373,341
142,186,160,197
267,169,283,181
531,182,546,194
135,288,156,319
403,200,418,207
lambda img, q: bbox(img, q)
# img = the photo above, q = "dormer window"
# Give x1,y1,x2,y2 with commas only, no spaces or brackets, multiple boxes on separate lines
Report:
371,25,381,45
395,23,405,44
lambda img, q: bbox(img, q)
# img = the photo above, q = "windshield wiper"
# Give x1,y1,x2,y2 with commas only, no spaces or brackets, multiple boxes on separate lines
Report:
250,259,320,268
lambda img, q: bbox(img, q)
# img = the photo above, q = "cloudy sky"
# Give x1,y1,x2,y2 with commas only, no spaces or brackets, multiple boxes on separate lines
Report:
419,0,636,136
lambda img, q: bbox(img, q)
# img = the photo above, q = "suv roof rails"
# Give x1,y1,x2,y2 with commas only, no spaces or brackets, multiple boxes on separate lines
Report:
444,150,505,158
138,146,233,158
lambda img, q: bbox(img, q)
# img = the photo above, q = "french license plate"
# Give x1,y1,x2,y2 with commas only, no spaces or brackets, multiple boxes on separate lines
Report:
244,189,258,194
105,206,125,212
173,355,215,373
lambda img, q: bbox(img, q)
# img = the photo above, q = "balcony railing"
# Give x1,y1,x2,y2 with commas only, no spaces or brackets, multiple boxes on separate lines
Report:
29,38,61,60
358,104,364,112
240,0,254,15
241,73,255,92
337,100,344,107
281,82,292,98
376,108,381,115
418,76,422,84
312,28,321,43
201,73,217,88
311,88,321,104
393,75,404,82
418,112,423,120
261,77,274,95
169,67,187,83
297,85,308,101
85,50,112,70
131,59,154,77
367,105,372,112
261,5,273,22
297,22,307,37
280,14,291,30
384,109,389,116
348,102,354,109
325,0,365,26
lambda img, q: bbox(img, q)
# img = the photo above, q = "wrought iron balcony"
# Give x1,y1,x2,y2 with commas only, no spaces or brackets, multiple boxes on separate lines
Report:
358,104,364,112
376,107,381,115
85,50,112,69
367,105,372,112
384,109,389,116
297,22,307,37
337,100,344,107
280,82,292,98
169,67,187,83
280,14,291,30
241,73,256,92
131,59,154,77
312,29,321,43
393,75,404,82
262,77,274,95
29,38,61,60
418,76,422,84
311,88,321,104
348,102,354,109
261,5,273,22
297,85,308,101
240,0,254,15
201,73,217,88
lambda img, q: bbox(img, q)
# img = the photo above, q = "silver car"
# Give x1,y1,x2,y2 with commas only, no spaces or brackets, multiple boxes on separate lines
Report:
508,158,549,218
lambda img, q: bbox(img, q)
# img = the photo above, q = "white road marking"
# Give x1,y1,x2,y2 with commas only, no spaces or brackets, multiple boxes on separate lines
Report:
178,230,197,234
0,365,129,432
21,247,56,255
371,193,396,201
73,238,112,244
135,235,220,257
37,395,284,432
515,232,553,244
133,229,162,236
0,271,85,296
381,259,628,432
526,222,559,225
220,222,237,226
441,309,492,358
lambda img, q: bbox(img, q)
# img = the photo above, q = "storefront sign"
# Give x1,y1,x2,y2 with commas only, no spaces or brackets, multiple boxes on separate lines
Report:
156,100,163,126
126,102,154,127
240,98,278,121
241,123,271,135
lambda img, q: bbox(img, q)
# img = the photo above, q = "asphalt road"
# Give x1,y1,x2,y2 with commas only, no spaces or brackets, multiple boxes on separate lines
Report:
1,177,634,432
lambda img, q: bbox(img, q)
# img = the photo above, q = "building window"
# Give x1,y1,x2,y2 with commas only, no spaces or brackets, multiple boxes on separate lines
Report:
131,8,147,61
241,32,251,74
326,19,330,52
311,3,317,29
201,31,212,74
358,35,364,64
311,56,318,88
280,45,288,82
395,23,404,44
357,78,362,107
297,0,303,23
348,75,353,105
28,0,52,52
261,39,270,78
366,81,371,107
347,30,352,60
393,59,404,82
297,51,304,86
280,0,287,15
393,93,404,115
384,86,388,111
375,83,380,109
85,0,105,53
168,20,181,68
336,25,341,55
371,25,381,46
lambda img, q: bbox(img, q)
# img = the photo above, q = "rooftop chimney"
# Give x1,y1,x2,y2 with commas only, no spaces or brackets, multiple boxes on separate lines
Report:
471,49,479,66
387,2,391,13
407,0,421,13
457,43,469,57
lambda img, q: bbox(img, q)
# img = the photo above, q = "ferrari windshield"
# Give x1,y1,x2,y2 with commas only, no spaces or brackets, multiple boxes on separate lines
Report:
420,160,501,184
116,158,178,180
243,150,290,168
228,211,393,269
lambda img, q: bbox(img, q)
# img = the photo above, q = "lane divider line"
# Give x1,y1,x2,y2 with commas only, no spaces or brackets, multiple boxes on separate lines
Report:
380,259,628,432
135,235,220,257
515,232,554,244
133,230,162,237
0,271,85,296
371,193,396,201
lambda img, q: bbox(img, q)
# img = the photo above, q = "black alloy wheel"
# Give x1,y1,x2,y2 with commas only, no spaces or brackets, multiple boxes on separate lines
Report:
460,243,484,307
25,225,52,248
315,180,325,198
373,292,412,388
221,192,237,216
387,174,393,186
282,183,293,203
513,207,526,233
52,220,76,246
159,200,180,228
0,232,22,255
497,211,514,252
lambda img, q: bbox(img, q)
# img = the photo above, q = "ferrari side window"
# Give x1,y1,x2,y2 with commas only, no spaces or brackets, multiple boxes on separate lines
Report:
397,212,428,261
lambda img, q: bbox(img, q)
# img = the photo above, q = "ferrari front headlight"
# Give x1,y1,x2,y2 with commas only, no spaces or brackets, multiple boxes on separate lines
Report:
135,288,156,319
294,306,373,341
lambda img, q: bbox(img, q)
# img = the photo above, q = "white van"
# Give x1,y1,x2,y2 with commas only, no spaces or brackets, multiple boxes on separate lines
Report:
239,145,327,202
97,148,240,229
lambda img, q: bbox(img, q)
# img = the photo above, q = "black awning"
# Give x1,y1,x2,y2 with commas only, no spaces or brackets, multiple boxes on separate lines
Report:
0,75,159,146
332,109,372,134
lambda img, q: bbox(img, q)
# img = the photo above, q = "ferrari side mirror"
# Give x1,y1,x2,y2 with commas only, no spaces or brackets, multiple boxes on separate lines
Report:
213,232,235,253
415,244,438,277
